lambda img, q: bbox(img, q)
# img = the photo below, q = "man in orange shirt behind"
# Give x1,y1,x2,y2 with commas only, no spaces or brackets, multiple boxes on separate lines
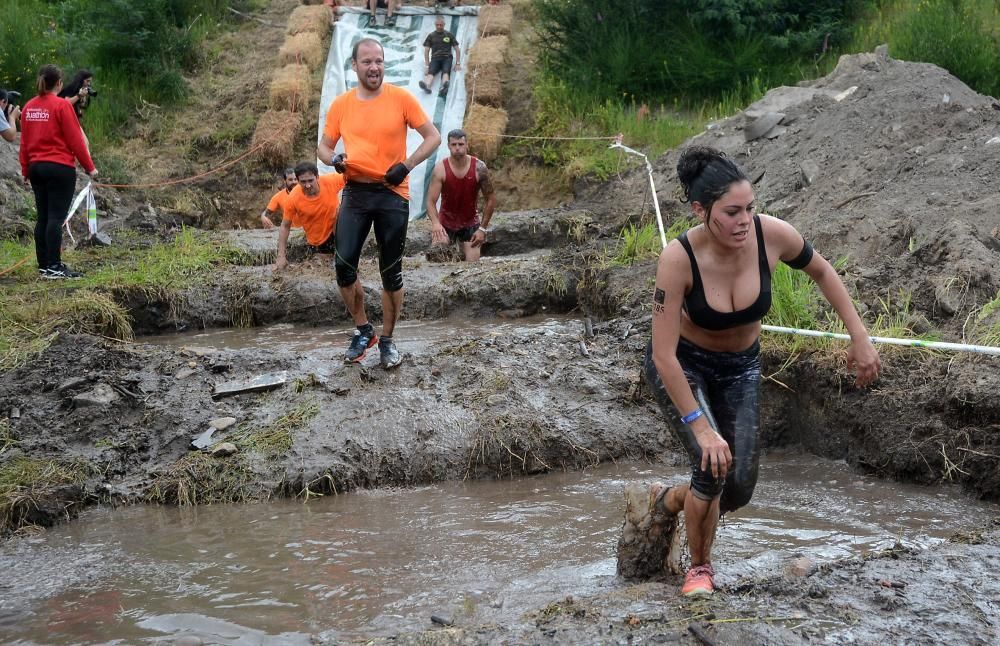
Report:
318,38,441,369
260,168,298,229
275,161,346,270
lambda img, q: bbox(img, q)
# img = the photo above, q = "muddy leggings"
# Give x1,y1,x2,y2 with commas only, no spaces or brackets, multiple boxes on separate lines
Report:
643,337,762,515
335,181,409,291
29,161,76,268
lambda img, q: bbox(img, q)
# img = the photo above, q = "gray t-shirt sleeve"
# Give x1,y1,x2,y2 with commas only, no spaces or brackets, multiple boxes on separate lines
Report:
0,110,10,132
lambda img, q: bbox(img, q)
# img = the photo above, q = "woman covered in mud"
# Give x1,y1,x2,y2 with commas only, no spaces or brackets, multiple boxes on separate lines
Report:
641,145,881,597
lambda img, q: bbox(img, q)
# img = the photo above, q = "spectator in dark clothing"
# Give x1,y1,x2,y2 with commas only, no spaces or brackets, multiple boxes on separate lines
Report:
419,17,461,97
57,69,95,121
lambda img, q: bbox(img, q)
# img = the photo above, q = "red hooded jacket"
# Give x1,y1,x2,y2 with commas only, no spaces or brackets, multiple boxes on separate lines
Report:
19,93,95,179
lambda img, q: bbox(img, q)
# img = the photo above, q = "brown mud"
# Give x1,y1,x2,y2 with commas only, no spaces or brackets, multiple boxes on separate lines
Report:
2,42,1000,646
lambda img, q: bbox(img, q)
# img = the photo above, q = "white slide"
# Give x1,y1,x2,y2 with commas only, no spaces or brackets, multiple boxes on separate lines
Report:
318,5,481,219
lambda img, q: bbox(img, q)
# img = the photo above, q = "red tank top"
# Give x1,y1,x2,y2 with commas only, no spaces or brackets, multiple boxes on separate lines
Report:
439,156,480,230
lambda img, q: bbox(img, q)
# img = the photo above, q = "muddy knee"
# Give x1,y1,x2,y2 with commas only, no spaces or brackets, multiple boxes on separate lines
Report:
719,469,757,515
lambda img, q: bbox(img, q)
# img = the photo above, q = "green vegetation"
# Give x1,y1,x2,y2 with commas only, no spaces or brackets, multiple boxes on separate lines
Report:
0,228,236,369
0,0,262,150
853,0,1000,99
1,456,91,533
610,217,695,266
969,291,1000,347
525,0,1000,180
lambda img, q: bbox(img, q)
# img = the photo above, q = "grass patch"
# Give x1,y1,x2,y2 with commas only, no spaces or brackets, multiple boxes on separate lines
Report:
967,290,1000,348
852,0,1000,98
611,217,695,266
147,401,319,506
0,457,91,533
0,228,239,369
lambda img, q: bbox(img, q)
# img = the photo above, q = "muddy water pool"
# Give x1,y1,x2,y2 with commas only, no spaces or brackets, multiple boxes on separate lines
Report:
1,453,994,644
142,316,581,356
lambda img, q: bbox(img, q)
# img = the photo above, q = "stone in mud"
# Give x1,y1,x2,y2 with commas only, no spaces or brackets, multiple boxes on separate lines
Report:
616,483,683,579
211,442,238,457
72,384,120,408
209,417,237,431
174,367,197,380
57,376,89,393
786,556,816,577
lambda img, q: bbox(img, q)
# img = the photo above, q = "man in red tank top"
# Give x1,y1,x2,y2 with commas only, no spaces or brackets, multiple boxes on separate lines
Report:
426,129,498,262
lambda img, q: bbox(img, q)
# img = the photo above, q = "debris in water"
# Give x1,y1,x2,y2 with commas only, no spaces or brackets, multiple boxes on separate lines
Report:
430,614,454,626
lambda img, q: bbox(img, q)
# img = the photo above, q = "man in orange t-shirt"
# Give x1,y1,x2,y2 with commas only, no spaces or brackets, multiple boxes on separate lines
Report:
317,37,441,370
275,161,346,270
260,168,298,229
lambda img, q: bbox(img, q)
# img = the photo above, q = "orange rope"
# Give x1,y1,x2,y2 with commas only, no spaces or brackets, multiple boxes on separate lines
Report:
0,254,31,278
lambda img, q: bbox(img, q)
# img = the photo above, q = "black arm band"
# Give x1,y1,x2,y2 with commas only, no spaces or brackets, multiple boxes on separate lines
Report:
783,240,814,269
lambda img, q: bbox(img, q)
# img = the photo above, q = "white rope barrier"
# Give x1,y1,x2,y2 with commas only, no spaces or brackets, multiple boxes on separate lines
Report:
610,135,1000,357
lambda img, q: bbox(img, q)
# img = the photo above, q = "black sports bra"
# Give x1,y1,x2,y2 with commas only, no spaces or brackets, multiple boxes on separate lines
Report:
678,215,772,331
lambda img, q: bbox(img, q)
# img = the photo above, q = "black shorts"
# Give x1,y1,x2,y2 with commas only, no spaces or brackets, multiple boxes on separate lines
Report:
446,224,478,244
428,57,453,77
308,230,336,255
335,182,409,291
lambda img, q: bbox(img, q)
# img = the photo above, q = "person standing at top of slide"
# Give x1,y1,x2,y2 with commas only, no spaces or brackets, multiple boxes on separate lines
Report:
317,38,441,369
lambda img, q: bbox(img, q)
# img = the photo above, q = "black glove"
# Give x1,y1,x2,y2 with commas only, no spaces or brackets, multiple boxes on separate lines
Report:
384,162,409,186
331,153,347,174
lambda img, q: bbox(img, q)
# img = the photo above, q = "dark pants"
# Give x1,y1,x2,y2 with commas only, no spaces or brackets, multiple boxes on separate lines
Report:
29,162,77,268
644,337,762,515
335,182,409,291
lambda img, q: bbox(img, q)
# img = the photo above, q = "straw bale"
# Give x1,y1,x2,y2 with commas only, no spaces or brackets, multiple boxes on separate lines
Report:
252,110,304,167
464,104,508,162
468,36,509,69
269,64,312,112
287,5,332,38
278,32,325,70
478,4,513,36
466,63,502,108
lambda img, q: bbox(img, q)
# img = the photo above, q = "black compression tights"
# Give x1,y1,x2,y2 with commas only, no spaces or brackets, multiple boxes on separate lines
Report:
644,337,762,515
334,182,409,291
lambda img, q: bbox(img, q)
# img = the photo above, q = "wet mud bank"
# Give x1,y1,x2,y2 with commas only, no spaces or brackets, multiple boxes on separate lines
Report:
370,518,1000,646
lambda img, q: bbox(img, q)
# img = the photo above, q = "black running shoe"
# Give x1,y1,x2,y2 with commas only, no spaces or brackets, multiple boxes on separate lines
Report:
44,263,84,279
419,80,431,94
385,14,397,27
379,337,402,370
363,13,376,28
345,330,378,363
439,80,450,97
38,267,52,278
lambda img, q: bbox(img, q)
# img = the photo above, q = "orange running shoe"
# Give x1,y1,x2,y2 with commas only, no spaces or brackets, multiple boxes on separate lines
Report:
681,563,715,597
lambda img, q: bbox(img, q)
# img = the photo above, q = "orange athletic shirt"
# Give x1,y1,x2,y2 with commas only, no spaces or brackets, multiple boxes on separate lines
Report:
322,84,429,201
266,189,291,214
284,174,345,245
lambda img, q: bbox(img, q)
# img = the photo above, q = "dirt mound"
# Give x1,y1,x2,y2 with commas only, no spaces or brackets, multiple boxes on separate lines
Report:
595,47,1000,335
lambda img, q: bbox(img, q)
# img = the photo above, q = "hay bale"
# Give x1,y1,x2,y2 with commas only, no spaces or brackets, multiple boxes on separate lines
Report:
465,104,508,162
478,4,513,36
278,32,325,70
468,36,509,69
466,63,502,108
251,110,304,167
270,64,312,112
287,5,332,38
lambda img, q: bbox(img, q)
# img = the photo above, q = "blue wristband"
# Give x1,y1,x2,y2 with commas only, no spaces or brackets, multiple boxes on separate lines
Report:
680,408,704,424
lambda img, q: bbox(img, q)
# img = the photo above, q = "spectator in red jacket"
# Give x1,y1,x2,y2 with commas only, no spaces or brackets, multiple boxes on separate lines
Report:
19,64,98,279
